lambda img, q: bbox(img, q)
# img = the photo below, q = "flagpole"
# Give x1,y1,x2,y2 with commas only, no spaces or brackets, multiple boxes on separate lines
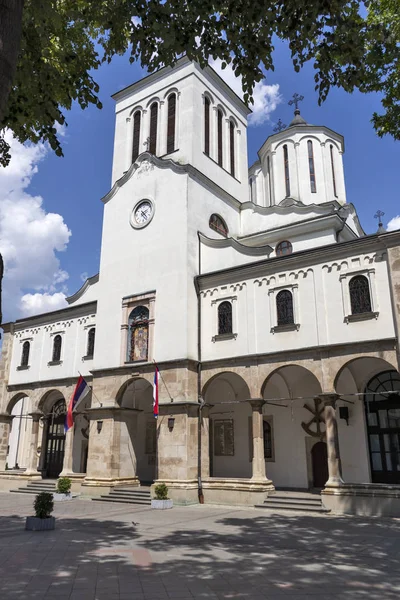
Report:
152,360,174,403
78,371,103,407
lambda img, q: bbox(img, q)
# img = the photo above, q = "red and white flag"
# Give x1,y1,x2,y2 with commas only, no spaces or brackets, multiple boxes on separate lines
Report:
153,365,159,419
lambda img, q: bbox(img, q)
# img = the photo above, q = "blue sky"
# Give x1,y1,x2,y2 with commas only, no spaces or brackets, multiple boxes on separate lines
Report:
0,41,399,323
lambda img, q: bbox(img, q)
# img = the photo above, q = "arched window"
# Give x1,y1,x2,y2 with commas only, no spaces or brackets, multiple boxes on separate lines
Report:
166,93,176,154
330,144,337,197
209,214,228,237
52,335,62,362
349,275,372,314
87,328,95,357
218,301,232,335
267,156,273,204
229,121,235,177
276,240,292,256
149,102,158,155
217,109,223,167
128,306,149,362
132,111,141,162
276,290,294,326
308,140,316,193
263,420,273,459
249,177,256,203
204,96,210,156
283,144,290,197
21,341,30,367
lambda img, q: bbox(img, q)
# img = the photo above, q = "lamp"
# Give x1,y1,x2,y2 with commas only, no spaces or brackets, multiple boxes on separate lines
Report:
168,417,175,431
97,420,103,433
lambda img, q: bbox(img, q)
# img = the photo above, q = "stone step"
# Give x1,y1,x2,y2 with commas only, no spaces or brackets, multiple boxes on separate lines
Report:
110,490,151,497
269,496,322,506
256,494,330,513
92,496,151,505
108,494,151,501
256,501,330,513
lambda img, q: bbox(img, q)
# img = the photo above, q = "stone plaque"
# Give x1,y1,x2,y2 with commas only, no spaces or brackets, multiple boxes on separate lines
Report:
145,420,156,454
214,419,234,456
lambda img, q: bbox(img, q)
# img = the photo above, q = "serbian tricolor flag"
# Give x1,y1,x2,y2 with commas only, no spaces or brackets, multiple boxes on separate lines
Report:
153,365,159,419
65,375,90,432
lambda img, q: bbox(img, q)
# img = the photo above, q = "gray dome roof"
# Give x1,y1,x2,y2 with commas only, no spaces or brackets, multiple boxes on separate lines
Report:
289,109,307,127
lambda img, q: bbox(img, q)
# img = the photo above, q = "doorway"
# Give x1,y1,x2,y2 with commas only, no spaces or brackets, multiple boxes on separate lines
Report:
311,441,328,488
44,399,66,478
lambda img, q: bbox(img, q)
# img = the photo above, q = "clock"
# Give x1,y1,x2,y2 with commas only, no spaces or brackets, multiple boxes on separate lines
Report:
130,199,155,229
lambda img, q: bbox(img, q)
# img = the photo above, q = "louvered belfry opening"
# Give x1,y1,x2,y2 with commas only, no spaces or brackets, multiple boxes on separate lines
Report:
167,93,176,154
204,97,210,156
217,109,223,167
149,103,158,155
132,111,141,162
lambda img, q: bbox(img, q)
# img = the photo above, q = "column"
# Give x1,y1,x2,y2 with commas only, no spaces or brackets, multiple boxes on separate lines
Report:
25,411,43,476
60,428,74,476
250,400,269,481
200,404,210,479
0,413,13,471
321,393,344,486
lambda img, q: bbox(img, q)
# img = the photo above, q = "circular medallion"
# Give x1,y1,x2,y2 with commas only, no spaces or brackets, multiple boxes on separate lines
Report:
130,199,155,229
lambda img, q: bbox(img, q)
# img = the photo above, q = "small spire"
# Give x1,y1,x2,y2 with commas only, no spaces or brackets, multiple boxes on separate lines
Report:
374,210,386,234
273,119,286,133
288,93,307,126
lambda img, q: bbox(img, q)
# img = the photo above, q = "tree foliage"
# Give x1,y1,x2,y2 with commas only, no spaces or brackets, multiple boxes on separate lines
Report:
0,0,399,166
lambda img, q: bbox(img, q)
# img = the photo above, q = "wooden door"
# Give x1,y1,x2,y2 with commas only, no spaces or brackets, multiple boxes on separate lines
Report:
311,441,328,488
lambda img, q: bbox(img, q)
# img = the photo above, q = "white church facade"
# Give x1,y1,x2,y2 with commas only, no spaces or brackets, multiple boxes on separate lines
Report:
1,57,400,514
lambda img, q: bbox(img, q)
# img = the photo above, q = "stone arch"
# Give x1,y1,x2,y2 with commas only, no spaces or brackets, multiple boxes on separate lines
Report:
261,364,323,401
6,392,29,415
114,375,153,406
38,389,66,415
202,371,251,404
334,357,399,396
117,377,153,409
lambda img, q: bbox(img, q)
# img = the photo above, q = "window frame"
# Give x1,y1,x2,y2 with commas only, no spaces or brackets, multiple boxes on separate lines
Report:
149,102,158,155
166,93,176,155
132,110,141,162
52,334,62,363
269,284,300,333
217,108,223,167
276,240,293,257
19,340,31,369
283,144,290,197
349,275,372,315
307,140,317,193
204,95,211,156
121,292,156,365
330,144,338,197
86,327,95,358
209,214,229,237
229,120,235,177
339,269,378,323
211,296,238,342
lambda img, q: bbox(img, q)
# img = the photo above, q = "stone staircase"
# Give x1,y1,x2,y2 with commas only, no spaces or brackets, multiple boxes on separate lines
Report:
92,486,151,506
255,490,330,514
10,480,57,496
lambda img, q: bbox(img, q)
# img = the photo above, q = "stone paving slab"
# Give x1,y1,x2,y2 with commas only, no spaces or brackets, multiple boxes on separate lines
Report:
0,492,399,599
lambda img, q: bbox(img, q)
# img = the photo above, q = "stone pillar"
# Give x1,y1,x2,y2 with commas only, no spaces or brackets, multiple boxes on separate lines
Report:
60,427,74,476
249,400,269,481
25,411,43,476
0,413,13,471
320,393,344,486
200,404,210,479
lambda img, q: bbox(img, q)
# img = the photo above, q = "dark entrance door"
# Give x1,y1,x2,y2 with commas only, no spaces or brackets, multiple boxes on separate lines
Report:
311,441,328,488
365,371,400,484
44,399,66,478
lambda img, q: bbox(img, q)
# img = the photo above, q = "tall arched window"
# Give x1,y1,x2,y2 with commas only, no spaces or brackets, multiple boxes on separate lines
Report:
128,306,149,361
349,275,372,314
87,328,95,357
217,109,223,167
276,290,294,326
276,240,292,256
283,144,290,197
204,96,210,156
330,144,337,197
132,111,141,162
263,420,273,459
249,177,256,203
52,335,62,362
218,301,232,335
267,156,273,204
166,93,176,154
209,214,228,237
229,121,235,177
308,140,316,193
21,341,30,367
149,102,158,155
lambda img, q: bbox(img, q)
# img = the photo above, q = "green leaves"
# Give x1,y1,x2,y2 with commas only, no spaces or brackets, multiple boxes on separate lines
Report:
1,0,399,168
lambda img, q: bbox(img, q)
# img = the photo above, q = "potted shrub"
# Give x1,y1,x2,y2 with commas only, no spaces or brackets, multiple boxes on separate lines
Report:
25,492,55,531
53,477,72,501
151,483,173,509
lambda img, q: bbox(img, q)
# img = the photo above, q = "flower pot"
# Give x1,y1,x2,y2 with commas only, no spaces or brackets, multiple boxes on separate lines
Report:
151,499,173,509
25,516,55,531
53,492,72,502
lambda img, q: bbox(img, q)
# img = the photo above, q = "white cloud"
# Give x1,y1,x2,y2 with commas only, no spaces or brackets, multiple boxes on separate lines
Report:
209,58,281,125
387,216,400,232
80,271,88,282
0,131,71,321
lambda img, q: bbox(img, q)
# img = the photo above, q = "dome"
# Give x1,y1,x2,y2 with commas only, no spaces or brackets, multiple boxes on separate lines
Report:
289,109,308,127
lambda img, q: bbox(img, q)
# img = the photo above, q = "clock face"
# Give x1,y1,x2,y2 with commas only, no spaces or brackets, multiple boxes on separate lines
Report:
131,199,154,229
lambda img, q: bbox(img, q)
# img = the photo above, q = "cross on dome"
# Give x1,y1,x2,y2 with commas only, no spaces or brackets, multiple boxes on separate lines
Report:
273,119,286,133
288,93,304,113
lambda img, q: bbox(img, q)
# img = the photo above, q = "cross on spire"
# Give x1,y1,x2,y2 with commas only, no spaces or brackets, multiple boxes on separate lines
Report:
273,119,286,133
374,209,385,225
288,93,304,112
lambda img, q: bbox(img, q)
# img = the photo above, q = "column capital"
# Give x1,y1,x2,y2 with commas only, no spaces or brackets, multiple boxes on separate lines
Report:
248,399,265,412
29,411,43,422
318,393,340,407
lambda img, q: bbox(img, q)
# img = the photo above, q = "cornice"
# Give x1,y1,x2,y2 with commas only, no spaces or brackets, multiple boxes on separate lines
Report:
90,358,199,378
4,301,97,331
257,123,345,158
102,153,242,210
240,198,341,217
66,273,99,305
198,232,273,256
196,231,400,288
7,374,93,393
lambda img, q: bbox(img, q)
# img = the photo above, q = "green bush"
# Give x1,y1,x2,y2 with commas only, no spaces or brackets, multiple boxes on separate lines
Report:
56,477,72,494
154,483,168,500
34,492,54,519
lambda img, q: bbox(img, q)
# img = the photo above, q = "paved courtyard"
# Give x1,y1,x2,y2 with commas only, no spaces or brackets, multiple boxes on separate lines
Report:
0,492,399,600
